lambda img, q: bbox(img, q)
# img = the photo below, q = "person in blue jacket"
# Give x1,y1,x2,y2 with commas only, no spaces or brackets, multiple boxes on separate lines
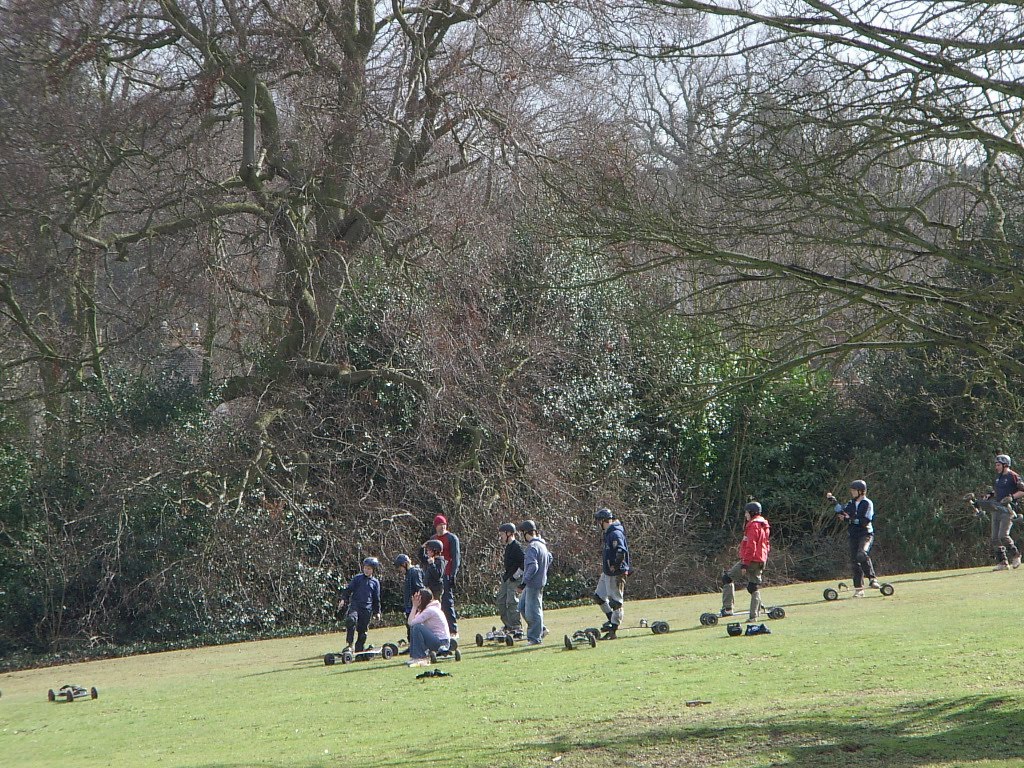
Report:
592,508,631,639
826,480,880,597
339,557,382,652
516,520,552,645
393,554,425,639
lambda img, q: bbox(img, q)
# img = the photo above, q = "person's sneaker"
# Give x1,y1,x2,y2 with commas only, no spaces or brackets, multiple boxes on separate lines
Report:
719,609,734,617
601,628,618,640
852,589,865,598
451,633,460,641
1012,556,1022,569
747,615,758,623
868,579,881,589
541,626,549,638
406,658,430,667
600,621,615,631
527,639,542,645
993,562,1010,571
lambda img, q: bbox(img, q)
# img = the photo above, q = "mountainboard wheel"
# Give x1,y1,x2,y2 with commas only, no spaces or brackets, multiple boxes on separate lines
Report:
428,650,438,664
505,635,514,647
588,632,597,647
823,588,839,601
585,627,600,639
90,687,98,700
65,690,75,703
476,633,484,647
651,621,670,634
706,614,719,626
324,654,335,666
564,634,574,650
453,649,461,662
48,689,55,702
341,651,354,665
767,606,786,620
381,644,397,660
880,583,895,596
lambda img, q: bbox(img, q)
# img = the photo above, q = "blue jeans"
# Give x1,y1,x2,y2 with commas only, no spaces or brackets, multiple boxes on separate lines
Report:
409,623,448,660
518,586,544,643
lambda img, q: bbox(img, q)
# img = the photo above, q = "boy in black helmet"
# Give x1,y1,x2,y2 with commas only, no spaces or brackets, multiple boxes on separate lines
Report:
592,508,631,639
393,554,425,637
827,480,880,597
985,454,1024,570
339,557,382,652
497,523,525,634
421,539,446,599
721,502,771,621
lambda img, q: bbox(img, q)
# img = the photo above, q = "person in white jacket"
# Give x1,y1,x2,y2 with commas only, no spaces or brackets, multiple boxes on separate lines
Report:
406,588,451,667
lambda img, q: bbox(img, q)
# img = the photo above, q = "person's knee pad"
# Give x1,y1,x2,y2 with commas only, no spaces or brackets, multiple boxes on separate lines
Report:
746,582,759,595
721,571,733,586
592,593,605,605
609,599,623,611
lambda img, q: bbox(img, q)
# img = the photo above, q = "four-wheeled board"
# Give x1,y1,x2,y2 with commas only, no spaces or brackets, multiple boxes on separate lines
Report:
428,639,461,664
563,628,600,650
48,685,98,702
700,606,786,626
823,582,894,601
475,626,523,647
325,642,402,665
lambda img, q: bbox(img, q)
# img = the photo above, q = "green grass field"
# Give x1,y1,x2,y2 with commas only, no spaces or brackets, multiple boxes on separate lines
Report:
3,567,1023,768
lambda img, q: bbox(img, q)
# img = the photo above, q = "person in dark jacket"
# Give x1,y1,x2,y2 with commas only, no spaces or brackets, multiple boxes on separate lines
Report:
721,502,771,621
827,480,881,596
592,508,631,639
984,454,1024,570
339,557,382,652
431,515,461,637
393,554,425,639
421,539,446,599
496,523,525,634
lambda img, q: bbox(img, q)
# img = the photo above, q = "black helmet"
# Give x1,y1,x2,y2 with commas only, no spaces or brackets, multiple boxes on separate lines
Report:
498,523,516,534
849,480,867,493
393,554,411,568
362,557,381,571
593,508,614,522
744,501,762,516
996,454,1012,467
424,539,443,552
518,519,538,534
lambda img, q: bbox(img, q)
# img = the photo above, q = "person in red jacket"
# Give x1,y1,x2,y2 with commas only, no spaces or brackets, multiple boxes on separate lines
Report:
720,501,771,622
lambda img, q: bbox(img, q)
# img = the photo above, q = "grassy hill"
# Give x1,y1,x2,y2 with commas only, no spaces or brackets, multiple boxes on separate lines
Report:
2,567,1022,768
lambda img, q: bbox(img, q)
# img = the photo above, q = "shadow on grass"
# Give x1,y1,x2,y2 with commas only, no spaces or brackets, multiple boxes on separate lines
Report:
535,694,1024,767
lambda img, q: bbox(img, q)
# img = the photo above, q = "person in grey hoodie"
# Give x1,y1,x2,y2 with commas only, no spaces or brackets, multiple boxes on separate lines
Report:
516,519,552,645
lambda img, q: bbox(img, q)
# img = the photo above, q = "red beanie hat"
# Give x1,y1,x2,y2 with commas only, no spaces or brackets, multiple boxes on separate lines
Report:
433,515,447,526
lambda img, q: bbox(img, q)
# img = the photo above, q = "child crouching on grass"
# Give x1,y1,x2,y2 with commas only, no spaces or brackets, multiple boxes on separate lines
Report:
406,588,450,667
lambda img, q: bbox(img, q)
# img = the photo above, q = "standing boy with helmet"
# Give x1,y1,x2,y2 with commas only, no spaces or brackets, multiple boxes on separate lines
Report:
516,520,552,645
721,502,771,621
393,554,425,635
421,539,446,599
431,515,461,637
339,557,382,653
985,454,1024,570
592,508,631,639
827,480,880,597
497,523,525,635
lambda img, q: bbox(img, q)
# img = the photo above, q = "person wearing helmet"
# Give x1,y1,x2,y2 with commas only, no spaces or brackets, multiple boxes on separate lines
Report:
984,454,1024,570
338,557,382,653
592,508,631,639
497,523,525,635
421,539,447,599
516,520,553,644
394,554,426,633
429,515,462,637
720,501,771,621
826,480,880,597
